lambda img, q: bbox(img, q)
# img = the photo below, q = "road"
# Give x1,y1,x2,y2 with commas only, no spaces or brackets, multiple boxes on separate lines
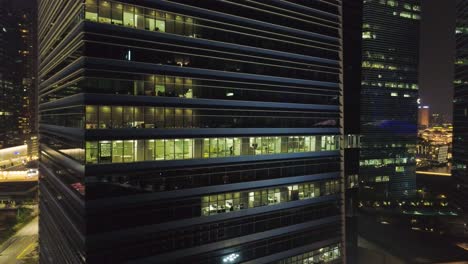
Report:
416,165,452,177
0,158,28,171
0,217,38,264
0,171,38,183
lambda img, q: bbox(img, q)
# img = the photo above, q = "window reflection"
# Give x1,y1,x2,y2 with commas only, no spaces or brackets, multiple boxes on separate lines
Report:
82,0,339,59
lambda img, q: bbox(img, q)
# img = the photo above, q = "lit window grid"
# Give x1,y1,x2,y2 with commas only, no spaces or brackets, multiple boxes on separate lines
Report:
84,135,340,164
84,0,193,34
201,180,340,216
85,105,191,129
81,75,195,100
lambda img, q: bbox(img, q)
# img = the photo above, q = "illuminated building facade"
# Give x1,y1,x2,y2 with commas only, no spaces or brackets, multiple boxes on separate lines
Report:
453,0,468,224
38,1,349,263
0,0,36,150
418,105,430,128
360,0,420,200
417,125,452,166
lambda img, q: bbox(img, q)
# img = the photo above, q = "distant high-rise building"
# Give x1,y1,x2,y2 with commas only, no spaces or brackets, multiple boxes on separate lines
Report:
360,0,420,200
0,0,36,151
430,113,451,127
418,105,430,128
431,113,441,126
38,1,352,263
453,0,468,228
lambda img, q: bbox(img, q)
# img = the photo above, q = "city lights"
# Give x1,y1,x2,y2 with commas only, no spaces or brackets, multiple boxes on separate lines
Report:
222,253,240,263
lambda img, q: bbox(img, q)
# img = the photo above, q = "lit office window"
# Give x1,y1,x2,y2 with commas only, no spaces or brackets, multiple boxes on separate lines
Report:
84,0,192,34
123,5,134,27
276,244,341,264
85,0,98,22
201,180,339,216
134,7,144,30
84,135,340,164
98,1,111,24
111,2,123,25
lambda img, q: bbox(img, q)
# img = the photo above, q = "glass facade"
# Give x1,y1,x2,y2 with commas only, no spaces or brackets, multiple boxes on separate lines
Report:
201,180,340,216
85,0,191,34
40,104,339,129
41,74,340,106
276,243,341,264
87,203,341,257
38,0,345,263
82,0,339,58
360,0,420,200
85,158,340,196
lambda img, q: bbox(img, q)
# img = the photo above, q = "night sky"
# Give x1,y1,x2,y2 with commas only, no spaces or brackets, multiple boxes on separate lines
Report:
419,0,456,121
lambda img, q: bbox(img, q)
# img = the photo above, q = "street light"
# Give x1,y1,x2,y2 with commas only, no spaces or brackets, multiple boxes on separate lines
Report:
222,253,240,263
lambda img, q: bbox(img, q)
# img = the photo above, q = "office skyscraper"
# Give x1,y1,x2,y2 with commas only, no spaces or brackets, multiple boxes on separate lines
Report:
453,0,468,224
39,1,347,263
0,0,36,150
360,0,420,200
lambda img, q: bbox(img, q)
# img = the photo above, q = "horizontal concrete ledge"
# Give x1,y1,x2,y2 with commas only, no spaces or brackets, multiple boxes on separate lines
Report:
87,195,341,248
123,216,341,264
39,92,340,112
39,124,340,140
40,144,84,175
86,22,339,66
88,171,340,203
84,127,340,140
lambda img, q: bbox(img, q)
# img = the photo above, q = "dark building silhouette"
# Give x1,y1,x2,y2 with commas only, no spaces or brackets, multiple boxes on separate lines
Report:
343,1,363,263
453,0,468,234
38,1,355,263
360,0,420,200
0,0,36,150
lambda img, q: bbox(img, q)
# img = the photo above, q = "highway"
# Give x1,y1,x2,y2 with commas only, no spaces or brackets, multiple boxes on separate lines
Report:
0,158,28,171
0,171,38,183
416,165,452,177
415,170,451,176
0,217,38,264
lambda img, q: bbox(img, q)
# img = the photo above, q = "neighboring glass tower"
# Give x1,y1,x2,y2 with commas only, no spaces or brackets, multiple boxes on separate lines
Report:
360,0,420,201
0,0,36,150
453,0,468,225
38,1,347,263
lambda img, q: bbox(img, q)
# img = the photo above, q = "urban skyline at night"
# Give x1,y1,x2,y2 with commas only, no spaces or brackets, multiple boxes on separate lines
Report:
0,1,467,264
